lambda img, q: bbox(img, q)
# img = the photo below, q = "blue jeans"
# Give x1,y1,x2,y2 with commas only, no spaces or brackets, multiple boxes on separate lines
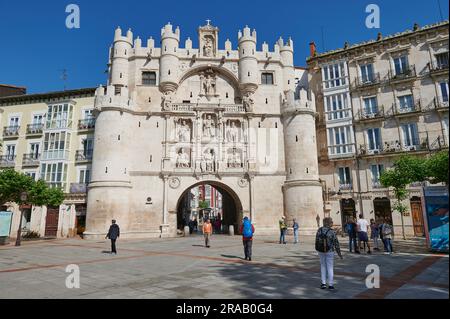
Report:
279,229,286,243
383,238,393,253
294,229,299,243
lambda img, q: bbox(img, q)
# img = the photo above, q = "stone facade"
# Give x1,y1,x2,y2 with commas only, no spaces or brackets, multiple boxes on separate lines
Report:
307,21,449,237
83,21,320,239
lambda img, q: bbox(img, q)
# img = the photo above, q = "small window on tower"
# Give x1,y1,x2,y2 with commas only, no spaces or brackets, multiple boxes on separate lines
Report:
261,73,274,85
142,72,157,86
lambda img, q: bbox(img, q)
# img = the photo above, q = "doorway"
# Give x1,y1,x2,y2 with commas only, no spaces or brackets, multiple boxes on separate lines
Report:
410,197,425,237
45,207,59,237
374,198,393,223
340,198,356,226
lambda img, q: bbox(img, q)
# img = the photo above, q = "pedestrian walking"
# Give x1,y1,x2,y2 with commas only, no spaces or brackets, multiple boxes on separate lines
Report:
370,219,380,251
239,217,255,261
315,217,343,290
203,218,212,248
279,216,287,244
293,218,299,244
381,218,394,254
344,217,358,253
105,219,120,255
357,214,371,254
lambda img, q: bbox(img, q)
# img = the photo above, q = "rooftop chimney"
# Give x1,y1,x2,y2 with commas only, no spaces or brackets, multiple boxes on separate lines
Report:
309,42,317,57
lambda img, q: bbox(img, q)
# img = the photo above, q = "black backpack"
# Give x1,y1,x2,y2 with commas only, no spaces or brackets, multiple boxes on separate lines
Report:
315,228,331,253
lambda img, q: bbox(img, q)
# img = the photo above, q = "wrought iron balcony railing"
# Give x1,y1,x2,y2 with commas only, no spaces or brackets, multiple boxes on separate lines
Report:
78,119,96,130
339,184,353,191
359,138,429,156
75,149,93,162
22,153,41,166
356,106,385,121
0,155,16,167
3,126,20,137
352,73,381,89
428,61,449,73
388,65,417,82
26,124,44,135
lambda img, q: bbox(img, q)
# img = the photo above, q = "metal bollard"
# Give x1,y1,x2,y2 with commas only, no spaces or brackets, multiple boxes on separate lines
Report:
184,226,190,237
229,225,234,236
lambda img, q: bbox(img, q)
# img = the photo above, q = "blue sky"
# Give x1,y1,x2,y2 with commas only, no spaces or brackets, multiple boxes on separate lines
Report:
0,0,448,93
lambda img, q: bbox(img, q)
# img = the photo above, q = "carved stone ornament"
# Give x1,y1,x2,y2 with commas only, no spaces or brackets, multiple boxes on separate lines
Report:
162,91,173,111
169,177,181,189
242,92,255,112
238,178,248,188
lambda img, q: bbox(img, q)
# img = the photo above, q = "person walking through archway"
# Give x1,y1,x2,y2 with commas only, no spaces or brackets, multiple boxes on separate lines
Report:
203,218,212,248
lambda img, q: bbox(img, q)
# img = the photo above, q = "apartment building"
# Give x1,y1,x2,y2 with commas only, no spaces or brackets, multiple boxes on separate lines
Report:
0,88,96,238
308,21,449,237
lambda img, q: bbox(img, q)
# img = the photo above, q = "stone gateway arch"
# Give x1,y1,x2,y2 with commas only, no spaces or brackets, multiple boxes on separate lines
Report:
83,22,322,239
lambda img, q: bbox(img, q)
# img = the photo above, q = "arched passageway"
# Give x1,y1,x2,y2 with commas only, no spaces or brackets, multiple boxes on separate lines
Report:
176,181,243,235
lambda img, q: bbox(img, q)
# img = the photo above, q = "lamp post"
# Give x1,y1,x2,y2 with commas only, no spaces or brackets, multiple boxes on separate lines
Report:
15,192,28,247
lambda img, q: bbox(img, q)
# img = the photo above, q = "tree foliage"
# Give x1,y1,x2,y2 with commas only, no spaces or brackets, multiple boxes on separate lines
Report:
198,200,209,209
425,151,449,185
0,169,65,207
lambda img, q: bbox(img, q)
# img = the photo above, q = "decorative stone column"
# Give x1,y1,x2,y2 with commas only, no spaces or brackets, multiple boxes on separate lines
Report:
161,175,170,237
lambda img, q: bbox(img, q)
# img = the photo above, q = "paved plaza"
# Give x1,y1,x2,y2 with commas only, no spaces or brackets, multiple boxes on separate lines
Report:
0,234,448,299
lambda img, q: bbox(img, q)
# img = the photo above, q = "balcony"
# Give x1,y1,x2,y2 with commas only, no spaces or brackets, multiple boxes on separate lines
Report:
75,149,93,163
429,136,448,151
339,184,353,191
26,124,44,136
386,100,422,117
70,183,88,194
351,73,381,90
428,61,449,76
358,138,429,157
372,181,385,189
388,65,417,83
422,97,449,112
355,106,385,122
3,126,20,138
22,153,41,167
78,119,96,131
0,155,16,168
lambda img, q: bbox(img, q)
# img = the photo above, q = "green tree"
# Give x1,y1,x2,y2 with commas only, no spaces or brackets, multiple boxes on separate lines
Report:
198,200,209,209
0,169,65,245
380,168,410,240
425,151,449,185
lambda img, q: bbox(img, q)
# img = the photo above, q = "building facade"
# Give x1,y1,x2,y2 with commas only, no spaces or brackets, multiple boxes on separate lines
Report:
0,88,96,238
83,21,321,239
307,21,449,236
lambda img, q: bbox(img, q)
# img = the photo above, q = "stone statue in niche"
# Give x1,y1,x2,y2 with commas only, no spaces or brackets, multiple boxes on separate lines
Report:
243,92,255,112
176,119,191,142
201,149,215,172
226,121,239,143
203,115,216,138
203,36,214,57
176,148,190,168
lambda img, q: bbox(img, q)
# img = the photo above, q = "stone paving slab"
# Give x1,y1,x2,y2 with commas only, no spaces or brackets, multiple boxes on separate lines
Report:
0,235,448,299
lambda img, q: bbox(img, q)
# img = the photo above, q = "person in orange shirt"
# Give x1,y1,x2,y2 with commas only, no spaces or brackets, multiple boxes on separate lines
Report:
203,218,212,248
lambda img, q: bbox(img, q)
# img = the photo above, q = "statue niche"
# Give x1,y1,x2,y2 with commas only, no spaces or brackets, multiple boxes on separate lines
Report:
203,35,215,57
226,120,240,143
199,68,218,100
176,148,191,168
202,114,217,140
200,148,216,173
175,119,191,142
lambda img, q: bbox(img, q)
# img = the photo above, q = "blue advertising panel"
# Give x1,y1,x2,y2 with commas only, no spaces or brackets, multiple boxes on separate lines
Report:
0,211,13,237
423,186,449,252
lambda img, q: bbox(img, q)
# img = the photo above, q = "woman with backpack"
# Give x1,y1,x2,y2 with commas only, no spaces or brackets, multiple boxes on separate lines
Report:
240,217,255,261
315,217,343,290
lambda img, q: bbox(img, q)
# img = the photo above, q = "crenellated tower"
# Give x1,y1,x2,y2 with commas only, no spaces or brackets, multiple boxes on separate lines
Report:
159,23,180,93
281,88,323,235
238,26,258,94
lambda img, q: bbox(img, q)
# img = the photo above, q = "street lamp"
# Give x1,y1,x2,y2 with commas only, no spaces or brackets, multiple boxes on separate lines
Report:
15,192,28,247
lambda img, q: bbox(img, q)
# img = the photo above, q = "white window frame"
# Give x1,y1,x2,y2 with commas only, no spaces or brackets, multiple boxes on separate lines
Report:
366,128,382,151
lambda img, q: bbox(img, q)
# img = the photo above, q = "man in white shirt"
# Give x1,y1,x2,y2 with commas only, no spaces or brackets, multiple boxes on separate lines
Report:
357,214,371,254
